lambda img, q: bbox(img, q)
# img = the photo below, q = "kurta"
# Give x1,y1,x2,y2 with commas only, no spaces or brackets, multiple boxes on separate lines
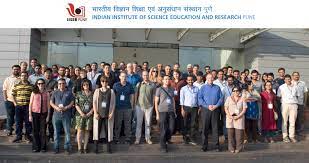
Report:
260,91,277,131
224,96,247,130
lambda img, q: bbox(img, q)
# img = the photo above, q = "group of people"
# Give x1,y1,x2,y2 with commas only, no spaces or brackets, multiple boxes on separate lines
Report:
2,58,308,154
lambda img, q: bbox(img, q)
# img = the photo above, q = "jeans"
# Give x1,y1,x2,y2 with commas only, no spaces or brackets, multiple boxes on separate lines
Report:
115,109,132,140
135,106,153,141
159,112,175,149
52,113,71,150
4,101,15,132
15,105,32,137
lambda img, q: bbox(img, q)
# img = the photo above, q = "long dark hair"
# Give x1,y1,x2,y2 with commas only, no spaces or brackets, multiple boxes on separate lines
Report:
33,78,45,94
81,79,92,91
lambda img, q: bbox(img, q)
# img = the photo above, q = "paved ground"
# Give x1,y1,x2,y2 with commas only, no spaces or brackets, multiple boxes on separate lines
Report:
0,129,309,163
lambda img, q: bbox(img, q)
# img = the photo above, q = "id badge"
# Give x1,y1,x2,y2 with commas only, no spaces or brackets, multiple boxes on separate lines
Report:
268,103,273,109
101,101,107,108
166,98,171,104
174,90,178,96
84,104,90,112
120,95,125,101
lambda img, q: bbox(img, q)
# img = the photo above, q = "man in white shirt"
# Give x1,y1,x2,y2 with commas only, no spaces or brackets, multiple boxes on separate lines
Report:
214,70,227,91
292,72,308,135
277,74,299,143
28,64,44,85
193,72,204,89
87,62,101,89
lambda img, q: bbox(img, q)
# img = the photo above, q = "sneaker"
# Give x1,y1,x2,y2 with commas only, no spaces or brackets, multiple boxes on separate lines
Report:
290,137,298,143
134,140,140,145
64,149,70,155
146,139,153,145
160,148,168,153
25,134,33,142
243,139,248,144
269,138,275,143
6,130,13,136
283,137,291,143
189,140,198,146
12,137,22,143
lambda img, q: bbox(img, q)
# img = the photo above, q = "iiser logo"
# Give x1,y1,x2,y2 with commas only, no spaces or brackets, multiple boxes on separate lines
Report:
66,3,87,21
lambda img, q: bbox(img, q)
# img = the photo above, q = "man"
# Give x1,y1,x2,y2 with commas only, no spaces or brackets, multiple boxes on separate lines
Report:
87,62,101,89
227,66,233,77
198,73,224,152
134,71,156,145
119,61,126,72
292,72,308,135
11,71,33,143
20,61,28,73
192,64,202,81
233,70,241,87
57,66,73,90
170,70,187,134
163,65,173,79
113,72,135,144
44,68,57,142
182,64,193,80
193,72,204,89
211,70,217,80
277,74,299,143
132,61,142,77
28,58,38,75
50,79,74,154
173,63,180,73
96,63,115,88
274,68,286,132
98,62,106,74
180,75,199,145
126,63,142,90
3,65,21,136
213,70,227,91
155,75,176,153
28,64,44,85
251,70,263,93
142,61,149,72
204,66,211,75
157,63,165,77
111,61,120,83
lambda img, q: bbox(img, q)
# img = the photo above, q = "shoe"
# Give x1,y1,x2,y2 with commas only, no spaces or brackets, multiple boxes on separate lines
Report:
41,149,46,153
134,140,140,145
235,150,240,153
12,137,22,143
215,147,221,152
25,135,33,142
146,139,153,145
283,137,291,143
269,138,275,143
78,149,83,154
6,130,13,136
201,146,207,152
290,137,298,143
84,149,88,154
107,142,112,154
32,149,40,153
166,140,172,144
54,149,59,154
230,150,235,153
243,139,248,144
125,139,131,145
189,140,197,146
64,149,70,155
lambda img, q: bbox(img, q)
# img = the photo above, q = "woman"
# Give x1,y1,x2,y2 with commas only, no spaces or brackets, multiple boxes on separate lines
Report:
93,76,115,154
149,67,162,87
41,64,48,74
239,72,248,90
225,86,247,153
262,73,268,83
75,79,94,154
242,81,261,143
29,79,50,152
260,81,278,143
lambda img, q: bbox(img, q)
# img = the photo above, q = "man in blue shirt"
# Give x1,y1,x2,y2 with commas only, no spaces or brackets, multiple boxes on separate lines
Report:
113,72,135,144
198,73,223,152
180,75,199,145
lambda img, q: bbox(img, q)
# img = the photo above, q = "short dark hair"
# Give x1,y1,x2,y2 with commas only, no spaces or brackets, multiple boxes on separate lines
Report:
91,62,98,65
232,86,241,92
20,71,28,76
30,58,37,62
197,71,204,76
173,70,181,75
251,69,259,75
143,61,149,65
227,66,233,69
104,63,111,67
204,65,211,69
292,71,299,76
193,64,199,68
58,78,66,83
278,67,285,72
227,75,235,80
284,74,291,79
35,64,41,69
217,69,224,74
75,66,81,70
187,75,194,80
12,65,21,69
244,69,249,73
267,73,274,78
211,69,217,73
233,70,240,73
45,68,52,73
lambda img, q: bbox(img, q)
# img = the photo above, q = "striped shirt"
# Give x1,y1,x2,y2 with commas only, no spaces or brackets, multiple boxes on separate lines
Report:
12,81,33,106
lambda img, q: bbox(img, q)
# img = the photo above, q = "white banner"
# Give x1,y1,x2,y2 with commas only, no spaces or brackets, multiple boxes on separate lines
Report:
1,0,308,28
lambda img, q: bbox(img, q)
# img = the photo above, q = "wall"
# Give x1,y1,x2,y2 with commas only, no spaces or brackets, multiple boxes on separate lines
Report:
242,29,309,84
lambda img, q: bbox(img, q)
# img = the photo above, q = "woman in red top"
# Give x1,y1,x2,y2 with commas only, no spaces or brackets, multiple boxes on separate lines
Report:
260,81,278,143
29,78,50,152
